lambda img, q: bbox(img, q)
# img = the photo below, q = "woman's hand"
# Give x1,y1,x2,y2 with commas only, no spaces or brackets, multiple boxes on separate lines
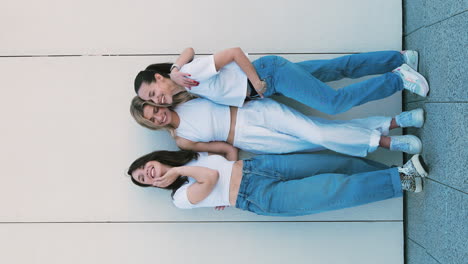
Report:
170,47,196,89
214,206,227,211
253,80,267,98
170,71,199,89
152,167,182,188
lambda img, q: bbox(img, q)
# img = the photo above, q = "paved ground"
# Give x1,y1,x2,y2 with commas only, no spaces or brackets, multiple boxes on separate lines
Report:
402,1,467,263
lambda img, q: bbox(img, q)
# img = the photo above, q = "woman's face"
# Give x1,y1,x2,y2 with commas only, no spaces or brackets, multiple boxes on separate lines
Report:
131,160,170,186
137,74,174,105
142,105,172,127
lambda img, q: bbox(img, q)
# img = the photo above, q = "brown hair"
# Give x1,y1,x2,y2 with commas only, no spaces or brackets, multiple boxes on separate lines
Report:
127,150,199,198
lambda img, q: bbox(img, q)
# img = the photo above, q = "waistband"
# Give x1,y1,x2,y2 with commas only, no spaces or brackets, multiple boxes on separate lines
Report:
247,79,261,99
235,159,254,209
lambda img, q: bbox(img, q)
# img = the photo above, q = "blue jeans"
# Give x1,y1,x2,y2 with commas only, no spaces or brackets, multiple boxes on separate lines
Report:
235,154,402,216
252,51,404,115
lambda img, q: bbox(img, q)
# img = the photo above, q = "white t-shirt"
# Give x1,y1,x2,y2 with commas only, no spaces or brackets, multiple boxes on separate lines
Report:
174,98,230,142
180,55,248,107
172,153,234,209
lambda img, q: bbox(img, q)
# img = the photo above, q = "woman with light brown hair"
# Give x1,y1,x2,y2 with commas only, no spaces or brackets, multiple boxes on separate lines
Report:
130,95,425,161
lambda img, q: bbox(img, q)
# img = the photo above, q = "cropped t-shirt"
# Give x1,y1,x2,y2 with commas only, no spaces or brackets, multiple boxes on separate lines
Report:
180,55,248,107
174,98,231,142
172,152,234,209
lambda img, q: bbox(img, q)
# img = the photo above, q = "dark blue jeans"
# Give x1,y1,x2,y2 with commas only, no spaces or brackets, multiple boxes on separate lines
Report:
236,153,402,216
252,51,404,114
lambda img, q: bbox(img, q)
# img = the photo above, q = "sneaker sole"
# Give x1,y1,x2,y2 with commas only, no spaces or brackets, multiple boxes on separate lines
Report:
414,176,423,193
413,108,425,128
412,51,419,71
410,154,428,178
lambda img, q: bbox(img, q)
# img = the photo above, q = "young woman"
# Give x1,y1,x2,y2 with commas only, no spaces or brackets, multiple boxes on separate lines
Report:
128,150,428,216
134,47,429,114
130,96,425,160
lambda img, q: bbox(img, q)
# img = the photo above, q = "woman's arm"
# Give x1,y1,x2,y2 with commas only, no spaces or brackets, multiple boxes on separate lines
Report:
170,47,199,88
182,166,219,204
213,47,267,98
176,138,239,161
174,47,195,68
157,166,219,204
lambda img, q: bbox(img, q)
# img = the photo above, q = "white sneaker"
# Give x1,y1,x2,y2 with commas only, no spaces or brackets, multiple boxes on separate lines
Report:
402,50,419,71
395,108,425,128
399,154,428,178
390,135,422,154
398,154,428,193
393,64,429,97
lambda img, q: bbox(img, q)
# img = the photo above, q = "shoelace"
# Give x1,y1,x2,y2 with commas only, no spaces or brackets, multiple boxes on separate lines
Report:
394,70,418,91
401,178,416,191
398,160,421,179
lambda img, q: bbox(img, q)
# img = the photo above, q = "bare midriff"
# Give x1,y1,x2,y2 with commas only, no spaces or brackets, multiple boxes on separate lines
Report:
226,106,238,145
229,160,243,206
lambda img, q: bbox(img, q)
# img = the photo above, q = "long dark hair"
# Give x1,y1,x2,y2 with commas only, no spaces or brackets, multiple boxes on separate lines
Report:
134,63,172,94
127,150,199,198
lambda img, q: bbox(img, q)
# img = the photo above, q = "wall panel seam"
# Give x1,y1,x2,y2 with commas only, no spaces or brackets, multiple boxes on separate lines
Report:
0,52,361,58
0,220,404,224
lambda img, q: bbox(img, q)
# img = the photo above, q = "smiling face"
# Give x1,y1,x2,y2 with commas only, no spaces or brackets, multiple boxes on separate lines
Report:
137,74,174,105
131,160,171,187
142,104,172,127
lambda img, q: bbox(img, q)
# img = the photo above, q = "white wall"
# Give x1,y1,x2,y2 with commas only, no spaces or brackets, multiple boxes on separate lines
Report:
0,0,403,263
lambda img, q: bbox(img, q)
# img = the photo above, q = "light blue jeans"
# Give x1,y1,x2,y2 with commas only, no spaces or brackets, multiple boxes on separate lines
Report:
252,51,404,114
236,153,402,216
234,98,390,157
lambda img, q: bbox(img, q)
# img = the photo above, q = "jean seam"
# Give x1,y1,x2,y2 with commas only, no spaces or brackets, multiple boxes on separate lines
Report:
312,61,399,77
251,170,283,180
246,197,269,213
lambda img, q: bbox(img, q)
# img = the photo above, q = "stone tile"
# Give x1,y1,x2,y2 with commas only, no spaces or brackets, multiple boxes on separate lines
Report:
405,102,468,192
406,239,441,264
404,0,426,35
404,12,468,103
424,12,468,102
425,0,468,25
406,180,468,264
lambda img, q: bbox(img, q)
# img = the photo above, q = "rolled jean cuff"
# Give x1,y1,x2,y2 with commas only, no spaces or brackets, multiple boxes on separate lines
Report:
367,129,381,153
390,167,404,196
379,117,393,136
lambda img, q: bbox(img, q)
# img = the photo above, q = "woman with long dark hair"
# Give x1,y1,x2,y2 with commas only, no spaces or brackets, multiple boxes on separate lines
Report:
127,150,428,216
134,47,428,114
